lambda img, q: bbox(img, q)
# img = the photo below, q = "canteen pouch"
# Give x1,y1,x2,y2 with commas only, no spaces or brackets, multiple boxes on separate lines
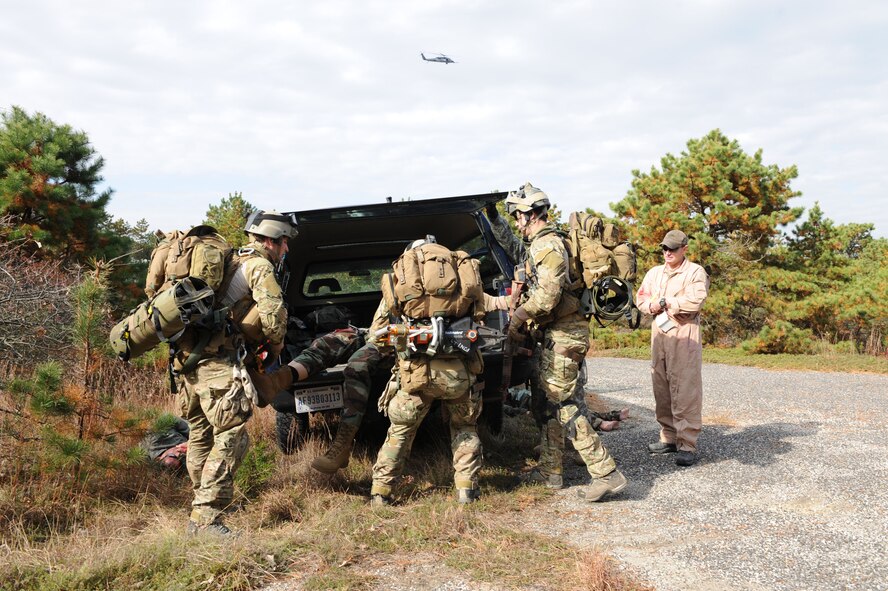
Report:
398,356,430,394
397,355,471,399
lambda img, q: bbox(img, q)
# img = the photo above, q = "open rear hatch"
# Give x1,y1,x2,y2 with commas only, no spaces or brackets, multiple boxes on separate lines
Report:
283,192,511,322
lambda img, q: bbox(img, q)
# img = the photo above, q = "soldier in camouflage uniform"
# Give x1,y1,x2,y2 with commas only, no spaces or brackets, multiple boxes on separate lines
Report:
486,204,629,434
368,240,508,506
178,210,297,535
500,183,627,502
249,302,395,472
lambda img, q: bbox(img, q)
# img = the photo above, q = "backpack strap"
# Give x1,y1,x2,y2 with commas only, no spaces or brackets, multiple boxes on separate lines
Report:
177,329,213,375
383,272,402,318
175,307,232,375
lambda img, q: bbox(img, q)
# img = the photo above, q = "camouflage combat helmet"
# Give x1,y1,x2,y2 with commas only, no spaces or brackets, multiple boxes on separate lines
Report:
504,182,550,215
244,210,299,240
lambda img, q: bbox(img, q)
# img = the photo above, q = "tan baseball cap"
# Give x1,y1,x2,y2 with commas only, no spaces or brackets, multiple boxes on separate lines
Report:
660,230,688,249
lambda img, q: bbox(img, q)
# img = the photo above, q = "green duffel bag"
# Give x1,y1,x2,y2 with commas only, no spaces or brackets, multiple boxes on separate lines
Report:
110,277,215,361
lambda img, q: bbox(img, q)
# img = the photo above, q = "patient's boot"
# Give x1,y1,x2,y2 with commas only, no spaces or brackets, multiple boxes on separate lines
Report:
247,366,295,407
311,414,362,473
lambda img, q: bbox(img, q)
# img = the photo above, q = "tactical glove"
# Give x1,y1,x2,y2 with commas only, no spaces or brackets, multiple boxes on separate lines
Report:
508,307,530,341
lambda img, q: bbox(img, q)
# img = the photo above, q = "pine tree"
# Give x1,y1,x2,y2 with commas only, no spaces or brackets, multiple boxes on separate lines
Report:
0,106,117,260
608,130,808,346
611,129,803,274
775,205,885,351
204,191,257,248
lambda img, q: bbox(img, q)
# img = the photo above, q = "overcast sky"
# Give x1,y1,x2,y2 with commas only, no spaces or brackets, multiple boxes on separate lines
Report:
2,1,886,237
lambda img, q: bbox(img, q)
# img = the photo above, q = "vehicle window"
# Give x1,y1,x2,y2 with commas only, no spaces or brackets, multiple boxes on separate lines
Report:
302,259,391,297
455,235,502,284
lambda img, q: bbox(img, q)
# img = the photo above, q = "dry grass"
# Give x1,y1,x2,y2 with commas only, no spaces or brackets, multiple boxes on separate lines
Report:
1,360,650,591
590,346,888,374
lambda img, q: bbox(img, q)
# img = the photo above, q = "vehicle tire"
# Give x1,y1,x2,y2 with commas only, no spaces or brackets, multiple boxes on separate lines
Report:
275,411,309,454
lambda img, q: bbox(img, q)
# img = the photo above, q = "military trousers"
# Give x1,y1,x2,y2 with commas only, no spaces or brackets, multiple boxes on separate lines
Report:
650,321,703,452
371,356,482,497
537,314,616,479
292,334,387,420
342,343,386,419
179,358,252,526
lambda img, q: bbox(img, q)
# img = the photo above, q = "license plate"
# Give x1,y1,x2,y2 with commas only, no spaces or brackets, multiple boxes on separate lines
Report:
293,385,344,413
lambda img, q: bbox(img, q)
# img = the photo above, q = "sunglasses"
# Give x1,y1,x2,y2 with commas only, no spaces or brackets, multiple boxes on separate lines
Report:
661,245,682,252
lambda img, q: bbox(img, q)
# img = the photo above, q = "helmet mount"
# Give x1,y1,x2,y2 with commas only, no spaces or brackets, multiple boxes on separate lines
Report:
504,181,551,217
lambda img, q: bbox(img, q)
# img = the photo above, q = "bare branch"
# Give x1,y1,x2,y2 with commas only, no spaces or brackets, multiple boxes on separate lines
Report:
1,217,80,363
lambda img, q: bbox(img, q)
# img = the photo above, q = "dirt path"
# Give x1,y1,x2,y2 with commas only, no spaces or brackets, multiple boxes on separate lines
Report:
516,358,888,591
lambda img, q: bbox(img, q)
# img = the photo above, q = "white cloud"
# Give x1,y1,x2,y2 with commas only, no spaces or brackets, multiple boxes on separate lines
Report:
0,0,885,236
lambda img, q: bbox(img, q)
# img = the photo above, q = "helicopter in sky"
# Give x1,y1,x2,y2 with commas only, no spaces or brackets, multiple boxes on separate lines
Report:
421,52,456,64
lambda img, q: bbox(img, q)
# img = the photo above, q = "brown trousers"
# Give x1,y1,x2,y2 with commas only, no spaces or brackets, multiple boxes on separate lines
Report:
650,321,703,452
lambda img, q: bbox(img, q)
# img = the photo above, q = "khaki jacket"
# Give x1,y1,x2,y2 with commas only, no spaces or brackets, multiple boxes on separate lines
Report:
635,258,709,326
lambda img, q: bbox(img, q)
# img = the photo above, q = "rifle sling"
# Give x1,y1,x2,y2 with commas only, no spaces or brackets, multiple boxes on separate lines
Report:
179,329,212,375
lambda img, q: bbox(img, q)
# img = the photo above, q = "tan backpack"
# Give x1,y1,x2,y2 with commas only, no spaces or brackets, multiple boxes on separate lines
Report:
567,213,637,284
567,212,617,286
111,225,232,362
145,225,231,299
565,213,639,326
382,242,483,320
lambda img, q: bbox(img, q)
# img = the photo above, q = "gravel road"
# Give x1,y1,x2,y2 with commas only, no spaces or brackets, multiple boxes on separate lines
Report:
525,358,888,591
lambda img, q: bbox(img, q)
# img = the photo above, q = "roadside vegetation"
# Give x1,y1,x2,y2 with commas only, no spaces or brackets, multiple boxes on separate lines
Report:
1,355,649,591
590,327,888,374
1,106,885,589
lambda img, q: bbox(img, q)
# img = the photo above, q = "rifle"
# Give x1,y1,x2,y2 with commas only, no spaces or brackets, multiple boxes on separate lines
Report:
501,266,528,400
275,252,290,302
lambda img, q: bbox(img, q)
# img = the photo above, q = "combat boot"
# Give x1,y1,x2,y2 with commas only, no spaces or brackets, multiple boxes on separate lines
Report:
247,366,294,407
311,418,361,474
370,494,391,507
675,450,697,466
457,488,481,504
648,441,677,454
576,469,628,502
187,520,236,537
522,468,563,489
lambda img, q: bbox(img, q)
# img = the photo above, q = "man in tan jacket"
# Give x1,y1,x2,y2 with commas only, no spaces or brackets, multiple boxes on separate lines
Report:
635,230,709,467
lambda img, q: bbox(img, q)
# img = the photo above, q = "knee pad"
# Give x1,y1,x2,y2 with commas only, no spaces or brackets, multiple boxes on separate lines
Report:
387,396,423,426
452,427,481,449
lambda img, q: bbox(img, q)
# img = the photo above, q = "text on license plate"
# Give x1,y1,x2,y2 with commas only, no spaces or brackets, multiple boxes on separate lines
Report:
293,385,344,413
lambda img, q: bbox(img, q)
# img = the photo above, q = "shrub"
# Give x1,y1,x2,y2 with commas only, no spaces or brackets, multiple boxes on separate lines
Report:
235,440,276,499
741,321,815,354
589,326,650,350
